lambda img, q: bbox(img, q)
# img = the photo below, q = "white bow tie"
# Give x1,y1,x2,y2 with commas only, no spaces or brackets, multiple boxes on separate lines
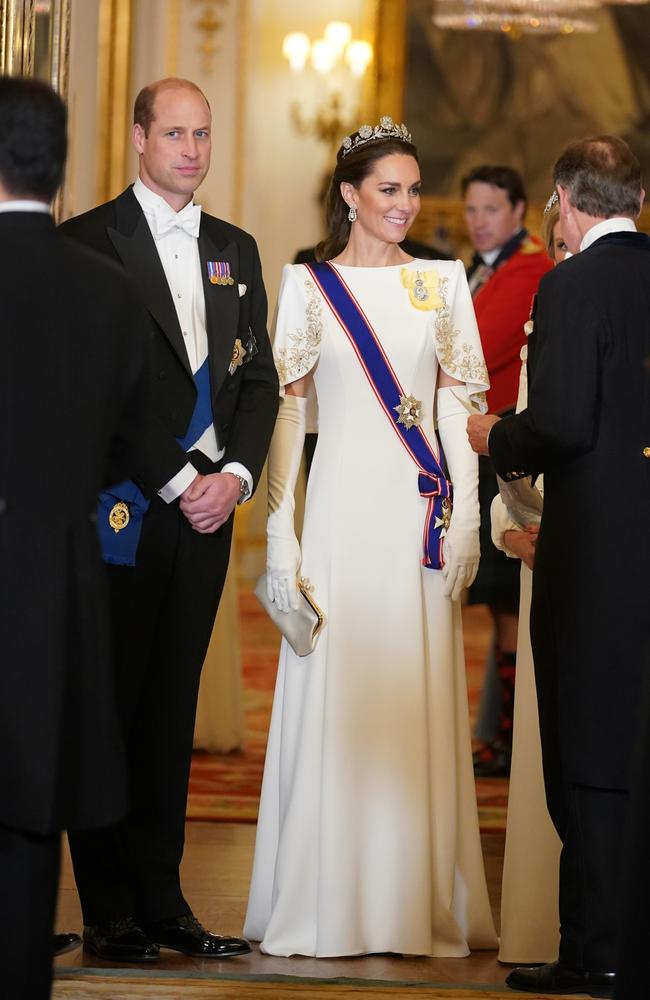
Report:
151,201,201,240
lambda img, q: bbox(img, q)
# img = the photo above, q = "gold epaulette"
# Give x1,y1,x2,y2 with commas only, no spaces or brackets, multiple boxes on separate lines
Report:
519,236,544,255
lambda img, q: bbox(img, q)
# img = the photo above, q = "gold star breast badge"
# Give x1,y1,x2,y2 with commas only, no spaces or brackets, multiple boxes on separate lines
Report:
394,394,423,430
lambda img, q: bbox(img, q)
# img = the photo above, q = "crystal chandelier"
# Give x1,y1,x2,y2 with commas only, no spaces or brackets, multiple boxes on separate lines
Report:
433,0,648,34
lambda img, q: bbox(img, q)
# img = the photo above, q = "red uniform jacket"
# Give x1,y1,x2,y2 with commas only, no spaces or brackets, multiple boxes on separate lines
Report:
474,235,553,413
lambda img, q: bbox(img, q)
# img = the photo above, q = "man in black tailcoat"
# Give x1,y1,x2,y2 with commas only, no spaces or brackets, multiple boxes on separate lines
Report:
468,135,650,997
0,77,150,1000
61,77,278,962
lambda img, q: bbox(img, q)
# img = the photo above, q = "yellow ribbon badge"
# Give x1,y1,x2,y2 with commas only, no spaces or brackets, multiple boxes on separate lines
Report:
400,268,442,311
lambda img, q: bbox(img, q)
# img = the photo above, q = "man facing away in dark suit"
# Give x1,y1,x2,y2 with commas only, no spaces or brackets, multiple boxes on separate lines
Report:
61,78,279,963
468,136,650,997
0,76,152,1000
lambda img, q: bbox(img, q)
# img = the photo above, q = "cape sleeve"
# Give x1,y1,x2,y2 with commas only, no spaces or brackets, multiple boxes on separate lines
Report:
433,259,490,413
272,263,323,392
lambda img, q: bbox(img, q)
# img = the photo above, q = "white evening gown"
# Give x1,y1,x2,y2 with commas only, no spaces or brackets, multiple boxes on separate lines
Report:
491,340,561,964
245,259,498,958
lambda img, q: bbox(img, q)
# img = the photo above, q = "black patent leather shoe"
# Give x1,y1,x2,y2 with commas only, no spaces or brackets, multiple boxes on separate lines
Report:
145,914,252,958
506,961,616,997
54,932,82,956
83,917,160,962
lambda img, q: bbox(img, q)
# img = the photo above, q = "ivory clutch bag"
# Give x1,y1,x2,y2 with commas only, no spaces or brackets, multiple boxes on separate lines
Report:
254,575,325,657
497,474,543,528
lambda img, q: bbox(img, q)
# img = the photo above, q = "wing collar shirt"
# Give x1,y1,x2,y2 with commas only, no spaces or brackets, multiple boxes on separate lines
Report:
133,177,252,503
580,216,637,251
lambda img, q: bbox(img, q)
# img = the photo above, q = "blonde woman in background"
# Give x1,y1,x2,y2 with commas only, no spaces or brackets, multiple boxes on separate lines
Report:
490,195,568,964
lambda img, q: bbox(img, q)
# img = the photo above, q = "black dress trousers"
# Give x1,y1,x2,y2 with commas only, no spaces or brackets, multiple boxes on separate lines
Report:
0,825,60,1000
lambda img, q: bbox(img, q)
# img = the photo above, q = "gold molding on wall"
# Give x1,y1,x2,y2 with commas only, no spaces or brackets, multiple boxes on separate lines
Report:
96,0,132,203
1,0,69,88
1,0,27,76
167,0,181,75
232,0,249,227
49,0,71,96
370,0,406,121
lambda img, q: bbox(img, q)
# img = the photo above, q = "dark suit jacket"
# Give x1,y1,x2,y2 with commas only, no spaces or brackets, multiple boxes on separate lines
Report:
0,211,152,834
60,186,279,498
489,231,650,788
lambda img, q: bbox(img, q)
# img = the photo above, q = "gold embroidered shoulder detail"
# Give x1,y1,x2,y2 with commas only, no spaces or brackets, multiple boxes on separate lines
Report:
434,276,489,386
275,278,323,384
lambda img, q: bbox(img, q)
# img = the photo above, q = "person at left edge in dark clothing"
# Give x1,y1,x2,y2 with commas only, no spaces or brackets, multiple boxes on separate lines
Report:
0,76,151,1000
61,78,279,963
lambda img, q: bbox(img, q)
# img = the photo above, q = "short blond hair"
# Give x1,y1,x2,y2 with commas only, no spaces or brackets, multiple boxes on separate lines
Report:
133,78,210,135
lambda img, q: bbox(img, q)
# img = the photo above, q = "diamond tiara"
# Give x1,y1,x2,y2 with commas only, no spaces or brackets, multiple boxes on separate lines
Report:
341,116,412,158
544,190,559,215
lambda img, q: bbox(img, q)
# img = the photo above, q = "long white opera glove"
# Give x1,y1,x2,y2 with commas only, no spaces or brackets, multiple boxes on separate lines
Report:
266,394,307,613
436,385,480,601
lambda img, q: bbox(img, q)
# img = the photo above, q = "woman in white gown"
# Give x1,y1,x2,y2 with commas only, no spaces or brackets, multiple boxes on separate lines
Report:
490,197,568,964
244,120,497,958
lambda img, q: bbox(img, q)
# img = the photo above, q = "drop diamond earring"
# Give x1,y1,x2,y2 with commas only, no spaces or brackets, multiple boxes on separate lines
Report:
348,206,357,223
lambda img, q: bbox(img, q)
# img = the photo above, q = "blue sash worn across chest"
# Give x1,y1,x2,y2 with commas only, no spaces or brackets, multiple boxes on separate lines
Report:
97,357,214,567
306,261,451,570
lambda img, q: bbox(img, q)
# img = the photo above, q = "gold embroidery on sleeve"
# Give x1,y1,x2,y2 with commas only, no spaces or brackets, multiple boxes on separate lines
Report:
275,278,323,384
434,277,489,387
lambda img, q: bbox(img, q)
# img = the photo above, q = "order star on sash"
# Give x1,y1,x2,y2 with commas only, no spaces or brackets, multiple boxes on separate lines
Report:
394,394,423,430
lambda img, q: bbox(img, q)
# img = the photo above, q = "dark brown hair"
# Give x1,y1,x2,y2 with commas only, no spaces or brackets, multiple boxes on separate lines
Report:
133,78,210,136
316,134,419,262
461,164,527,211
553,135,642,219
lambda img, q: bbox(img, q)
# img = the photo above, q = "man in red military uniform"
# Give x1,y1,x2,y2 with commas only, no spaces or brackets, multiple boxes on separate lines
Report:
463,166,552,776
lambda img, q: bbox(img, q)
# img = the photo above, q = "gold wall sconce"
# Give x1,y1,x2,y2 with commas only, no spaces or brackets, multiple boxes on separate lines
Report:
281,20,373,154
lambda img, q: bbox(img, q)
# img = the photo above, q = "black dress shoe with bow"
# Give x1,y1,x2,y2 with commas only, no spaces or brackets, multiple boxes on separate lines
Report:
83,917,160,962
145,914,252,958
53,932,82,956
506,961,616,997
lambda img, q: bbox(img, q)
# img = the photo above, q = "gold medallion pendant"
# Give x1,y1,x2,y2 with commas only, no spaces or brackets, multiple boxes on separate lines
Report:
109,501,130,534
394,394,423,430
400,268,442,311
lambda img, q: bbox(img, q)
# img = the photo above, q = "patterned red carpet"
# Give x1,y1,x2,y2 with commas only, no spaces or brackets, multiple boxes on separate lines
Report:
187,591,508,831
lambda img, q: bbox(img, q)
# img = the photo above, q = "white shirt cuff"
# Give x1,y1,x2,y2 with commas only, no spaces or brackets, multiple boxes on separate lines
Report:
158,462,197,504
221,462,253,503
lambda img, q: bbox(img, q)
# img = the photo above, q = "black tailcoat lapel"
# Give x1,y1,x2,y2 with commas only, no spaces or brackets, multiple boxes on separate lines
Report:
198,224,240,398
107,189,193,381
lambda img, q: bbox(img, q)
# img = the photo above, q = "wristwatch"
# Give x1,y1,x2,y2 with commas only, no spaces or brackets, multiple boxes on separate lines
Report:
233,474,250,504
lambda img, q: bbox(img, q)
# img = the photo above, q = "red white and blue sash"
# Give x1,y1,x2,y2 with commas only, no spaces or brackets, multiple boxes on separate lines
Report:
305,261,451,570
